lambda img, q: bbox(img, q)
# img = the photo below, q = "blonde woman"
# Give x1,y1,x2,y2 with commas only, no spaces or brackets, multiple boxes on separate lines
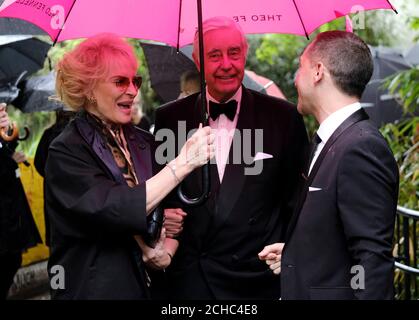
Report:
45,33,214,300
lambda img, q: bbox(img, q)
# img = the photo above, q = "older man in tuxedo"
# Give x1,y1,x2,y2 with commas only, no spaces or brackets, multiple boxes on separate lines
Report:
153,16,308,299
259,31,399,300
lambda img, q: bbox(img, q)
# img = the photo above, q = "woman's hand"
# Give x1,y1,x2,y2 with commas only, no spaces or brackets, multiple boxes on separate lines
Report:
144,124,214,214
164,208,187,238
177,123,215,172
135,228,172,270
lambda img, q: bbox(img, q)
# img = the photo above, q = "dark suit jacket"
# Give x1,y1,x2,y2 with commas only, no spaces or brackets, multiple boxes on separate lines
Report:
281,109,399,300
45,112,157,300
153,87,308,299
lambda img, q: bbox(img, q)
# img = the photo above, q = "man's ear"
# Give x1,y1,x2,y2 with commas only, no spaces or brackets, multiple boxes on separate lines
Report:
313,62,325,84
192,53,200,71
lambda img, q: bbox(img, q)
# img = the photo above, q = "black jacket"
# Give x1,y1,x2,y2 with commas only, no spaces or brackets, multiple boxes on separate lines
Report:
0,139,42,255
281,109,399,300
153,88,308,299
45,112,157,300
34,111,74,246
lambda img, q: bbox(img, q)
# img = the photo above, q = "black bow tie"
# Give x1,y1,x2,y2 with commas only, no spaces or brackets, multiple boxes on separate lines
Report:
209,100,238,121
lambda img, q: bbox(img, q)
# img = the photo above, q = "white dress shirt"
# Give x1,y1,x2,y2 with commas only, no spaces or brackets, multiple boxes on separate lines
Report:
308,102,362,175
207,87,242,182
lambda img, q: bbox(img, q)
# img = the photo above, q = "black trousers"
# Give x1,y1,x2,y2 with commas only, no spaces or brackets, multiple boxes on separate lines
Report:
0,252,22,299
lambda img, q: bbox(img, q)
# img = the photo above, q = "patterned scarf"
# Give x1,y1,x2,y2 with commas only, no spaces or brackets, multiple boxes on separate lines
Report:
87,112,139,187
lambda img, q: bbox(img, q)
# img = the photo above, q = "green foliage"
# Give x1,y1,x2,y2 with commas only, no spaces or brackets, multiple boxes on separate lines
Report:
384,14,419,116
385,67,419,115
7,105,55,157
381,117,419,209
246,34,306,104
354,11,399,46
410,16,419,41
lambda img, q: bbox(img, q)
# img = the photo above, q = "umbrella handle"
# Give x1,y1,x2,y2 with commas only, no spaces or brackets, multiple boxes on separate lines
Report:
176,0,211,207
177,163,210,206
0,122,19,142
18,126,30,141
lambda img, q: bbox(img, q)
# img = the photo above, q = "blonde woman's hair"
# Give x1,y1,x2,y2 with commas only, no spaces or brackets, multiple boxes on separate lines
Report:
55,33,138,111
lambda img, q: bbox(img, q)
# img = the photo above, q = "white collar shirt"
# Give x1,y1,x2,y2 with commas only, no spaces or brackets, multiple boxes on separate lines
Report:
308,102,362,175
206,86,242,182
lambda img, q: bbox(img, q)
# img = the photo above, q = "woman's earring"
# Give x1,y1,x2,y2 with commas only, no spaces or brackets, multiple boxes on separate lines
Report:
88,96,97,104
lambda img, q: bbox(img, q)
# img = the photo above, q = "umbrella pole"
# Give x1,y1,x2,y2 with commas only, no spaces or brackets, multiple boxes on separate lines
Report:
197,0,207,124
176,0,210,206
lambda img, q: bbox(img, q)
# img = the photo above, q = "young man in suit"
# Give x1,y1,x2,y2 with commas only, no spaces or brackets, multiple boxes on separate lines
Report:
153,16,308,299
259,31,399,300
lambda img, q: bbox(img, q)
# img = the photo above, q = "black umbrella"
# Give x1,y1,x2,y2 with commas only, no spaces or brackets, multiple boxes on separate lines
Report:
361,46,413,127
13,71,65,113
141,42,265,103
0,35,51,86
0,17,46,35
0,70,24,104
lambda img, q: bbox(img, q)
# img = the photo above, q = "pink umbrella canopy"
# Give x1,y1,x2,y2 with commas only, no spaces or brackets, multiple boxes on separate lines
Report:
0,0,396,46
0,0,398,206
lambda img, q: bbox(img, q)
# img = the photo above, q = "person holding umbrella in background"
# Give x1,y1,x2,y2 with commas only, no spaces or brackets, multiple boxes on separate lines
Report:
178,70,201,99
0,103,42,299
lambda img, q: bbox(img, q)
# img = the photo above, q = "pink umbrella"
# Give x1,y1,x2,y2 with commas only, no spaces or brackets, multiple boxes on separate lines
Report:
0,0,396,47
245,70,286,100
0,0,397,206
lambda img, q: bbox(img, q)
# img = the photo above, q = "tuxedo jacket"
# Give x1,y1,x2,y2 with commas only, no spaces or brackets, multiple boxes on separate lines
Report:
45,112,157,300
153,87,308,299
281,109,399,300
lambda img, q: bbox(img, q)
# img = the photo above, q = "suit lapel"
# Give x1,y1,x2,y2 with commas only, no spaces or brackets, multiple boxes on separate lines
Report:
210,87,255,233
286,109,369,241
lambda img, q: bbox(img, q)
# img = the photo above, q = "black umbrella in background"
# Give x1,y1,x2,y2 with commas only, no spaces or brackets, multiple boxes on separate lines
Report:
361,46,414,127
141,42,265,103
13,71,65,113
0,17,46,35
0,35,51,86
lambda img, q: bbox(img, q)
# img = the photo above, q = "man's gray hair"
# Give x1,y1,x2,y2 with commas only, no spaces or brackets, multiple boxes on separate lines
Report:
192,16,248,64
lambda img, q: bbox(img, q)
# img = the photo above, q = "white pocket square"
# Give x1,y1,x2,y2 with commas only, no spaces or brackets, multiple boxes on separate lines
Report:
309,187,322,192
253,152,273,162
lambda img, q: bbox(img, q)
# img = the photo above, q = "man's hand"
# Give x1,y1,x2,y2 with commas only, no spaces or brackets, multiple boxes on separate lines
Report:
164,208,187,238
135,228,171,270
12,151,27,164
258,243,285,275
0,103,10,130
